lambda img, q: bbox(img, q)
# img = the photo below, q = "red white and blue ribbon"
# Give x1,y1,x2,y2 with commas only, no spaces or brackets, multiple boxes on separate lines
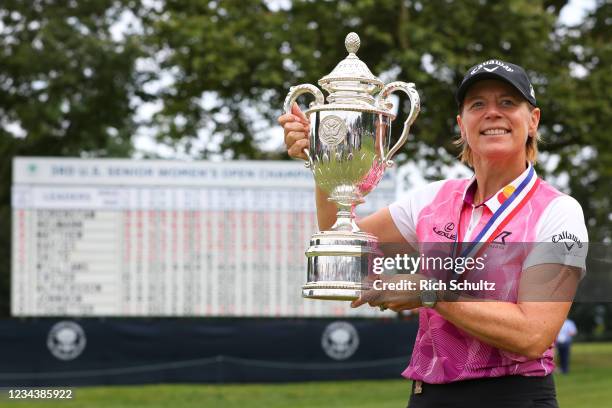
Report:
452,164,540,271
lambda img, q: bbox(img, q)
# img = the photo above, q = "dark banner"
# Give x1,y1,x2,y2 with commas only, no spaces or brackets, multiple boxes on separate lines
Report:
0,318,418,387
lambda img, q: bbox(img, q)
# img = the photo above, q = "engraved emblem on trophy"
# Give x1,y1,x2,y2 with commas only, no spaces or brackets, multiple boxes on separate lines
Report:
283,32,420,301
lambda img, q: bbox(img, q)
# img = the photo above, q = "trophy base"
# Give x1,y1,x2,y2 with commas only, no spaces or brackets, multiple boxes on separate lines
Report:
302,281,366,301
303,230,380,301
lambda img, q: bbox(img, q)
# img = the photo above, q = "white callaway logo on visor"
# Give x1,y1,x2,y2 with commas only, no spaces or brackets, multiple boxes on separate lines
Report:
471,59,515,75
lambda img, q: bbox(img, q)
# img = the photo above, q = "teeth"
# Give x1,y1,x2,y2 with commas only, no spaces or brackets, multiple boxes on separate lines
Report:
482,128,509,135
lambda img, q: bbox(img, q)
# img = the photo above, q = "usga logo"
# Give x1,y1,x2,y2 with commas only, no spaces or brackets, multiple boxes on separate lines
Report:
321,321,359,360
551,231,583,251
47,321,87,361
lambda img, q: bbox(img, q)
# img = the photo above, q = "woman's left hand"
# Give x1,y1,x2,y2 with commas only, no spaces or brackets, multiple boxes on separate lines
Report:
351,273,425,312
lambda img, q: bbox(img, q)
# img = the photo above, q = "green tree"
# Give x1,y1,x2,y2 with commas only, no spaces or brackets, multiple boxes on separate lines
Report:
0,0,145,316
548,0,611,243
142,0,293,159
146,0,609,240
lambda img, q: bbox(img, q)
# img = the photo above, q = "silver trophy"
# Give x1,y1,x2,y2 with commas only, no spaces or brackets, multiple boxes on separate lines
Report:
283,32,420,301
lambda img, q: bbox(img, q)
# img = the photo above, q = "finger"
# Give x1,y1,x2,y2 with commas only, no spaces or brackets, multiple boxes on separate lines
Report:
368,298,383,308
283,121,307,136
285,131,308,149
370,290,399,306
287,138,308,159
351,297,367,308
362,289,383,308
291,102,309,123
288,138,309,160
277,113,295,126
387,302,403,312
350,299,363,308
351,288,375,308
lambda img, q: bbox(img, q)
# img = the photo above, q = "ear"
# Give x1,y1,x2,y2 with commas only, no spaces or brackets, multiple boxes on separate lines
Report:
457,115,466,139
528,107,541,137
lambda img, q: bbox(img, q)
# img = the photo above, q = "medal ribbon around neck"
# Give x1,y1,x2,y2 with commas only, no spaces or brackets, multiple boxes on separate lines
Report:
451,164,540,264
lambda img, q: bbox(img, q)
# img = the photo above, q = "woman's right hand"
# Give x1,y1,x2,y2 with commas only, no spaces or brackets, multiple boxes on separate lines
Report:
277,103,310,161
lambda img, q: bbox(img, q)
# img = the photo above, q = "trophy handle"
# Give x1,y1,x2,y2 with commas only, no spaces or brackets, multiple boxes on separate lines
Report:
376,82,420,167
283,84,325,169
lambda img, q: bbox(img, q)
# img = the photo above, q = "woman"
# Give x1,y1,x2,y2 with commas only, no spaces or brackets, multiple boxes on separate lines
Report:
279,59,588,407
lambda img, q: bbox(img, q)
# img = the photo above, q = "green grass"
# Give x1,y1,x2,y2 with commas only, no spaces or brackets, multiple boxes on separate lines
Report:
4,343,612,408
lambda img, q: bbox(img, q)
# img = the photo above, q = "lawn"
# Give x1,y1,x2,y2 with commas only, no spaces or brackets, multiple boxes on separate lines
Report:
4,343,612,408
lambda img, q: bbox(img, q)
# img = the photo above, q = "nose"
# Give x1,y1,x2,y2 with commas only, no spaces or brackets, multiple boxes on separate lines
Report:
484,103,502,119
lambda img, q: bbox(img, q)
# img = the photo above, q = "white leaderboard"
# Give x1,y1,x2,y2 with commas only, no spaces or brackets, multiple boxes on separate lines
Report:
11,157,397,317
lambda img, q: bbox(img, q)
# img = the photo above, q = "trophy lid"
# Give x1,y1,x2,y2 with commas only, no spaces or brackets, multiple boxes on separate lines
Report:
318,32,384,106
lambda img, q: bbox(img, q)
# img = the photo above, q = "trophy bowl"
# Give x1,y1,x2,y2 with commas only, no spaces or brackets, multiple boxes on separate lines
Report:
283,32,420,300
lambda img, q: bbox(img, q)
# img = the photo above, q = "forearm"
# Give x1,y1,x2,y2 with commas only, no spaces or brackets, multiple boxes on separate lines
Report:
432,264,576,359
315,186,338,230
434,299,562,359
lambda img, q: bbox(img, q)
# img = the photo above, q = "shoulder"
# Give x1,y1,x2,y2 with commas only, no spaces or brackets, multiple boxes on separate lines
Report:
388,179,466,243
389,180,443,220
545,195,584,219
523,182,589,272
536,180,581,208
538,181,585,219
394,178,468,208
534,180,588,242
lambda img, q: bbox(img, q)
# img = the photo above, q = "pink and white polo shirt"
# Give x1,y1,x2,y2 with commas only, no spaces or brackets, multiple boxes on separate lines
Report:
388,165,588,384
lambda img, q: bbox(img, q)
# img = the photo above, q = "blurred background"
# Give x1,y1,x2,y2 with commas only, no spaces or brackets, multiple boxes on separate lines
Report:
0,0,610,406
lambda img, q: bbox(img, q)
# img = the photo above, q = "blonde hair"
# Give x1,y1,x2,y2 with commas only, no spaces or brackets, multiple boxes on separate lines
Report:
454,104,540,167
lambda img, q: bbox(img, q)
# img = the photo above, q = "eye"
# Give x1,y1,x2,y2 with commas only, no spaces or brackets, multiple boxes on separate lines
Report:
469,101,484,110
500,99,516,107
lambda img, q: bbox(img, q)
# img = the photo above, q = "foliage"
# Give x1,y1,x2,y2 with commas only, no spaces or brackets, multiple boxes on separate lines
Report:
0,0,145,316
548,0,611,243
146,0,610,240
140,0,291,159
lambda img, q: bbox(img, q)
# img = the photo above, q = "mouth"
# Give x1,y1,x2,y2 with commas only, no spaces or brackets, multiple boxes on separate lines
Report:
480,127,511,136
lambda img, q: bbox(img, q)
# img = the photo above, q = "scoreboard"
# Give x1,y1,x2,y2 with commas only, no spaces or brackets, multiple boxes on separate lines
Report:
11,157,397,317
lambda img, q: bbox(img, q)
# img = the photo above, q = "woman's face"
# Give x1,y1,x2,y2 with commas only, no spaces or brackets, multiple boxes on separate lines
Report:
457,79,540,163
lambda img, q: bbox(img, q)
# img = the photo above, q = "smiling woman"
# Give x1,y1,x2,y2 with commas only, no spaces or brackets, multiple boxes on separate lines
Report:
455,79,541,196
458,81,541,159
279,59,589,408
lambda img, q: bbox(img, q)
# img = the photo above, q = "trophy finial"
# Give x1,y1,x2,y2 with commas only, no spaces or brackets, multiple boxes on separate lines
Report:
319,31,383,103
345,32,360,54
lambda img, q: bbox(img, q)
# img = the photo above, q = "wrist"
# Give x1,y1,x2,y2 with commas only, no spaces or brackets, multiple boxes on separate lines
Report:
419,278,439,308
